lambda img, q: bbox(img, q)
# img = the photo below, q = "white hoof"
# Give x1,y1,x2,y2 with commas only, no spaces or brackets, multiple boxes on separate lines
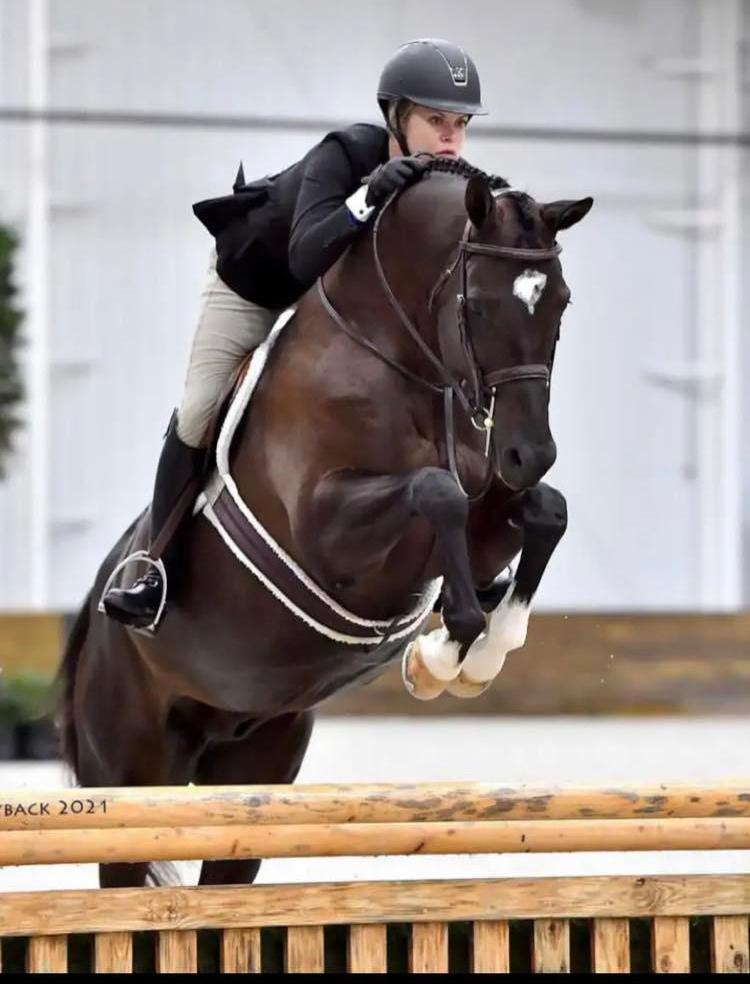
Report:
402,640,446,700
445,671,493,699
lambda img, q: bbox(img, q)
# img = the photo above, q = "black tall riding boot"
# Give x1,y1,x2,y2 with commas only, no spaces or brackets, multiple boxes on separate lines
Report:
102,411,206,629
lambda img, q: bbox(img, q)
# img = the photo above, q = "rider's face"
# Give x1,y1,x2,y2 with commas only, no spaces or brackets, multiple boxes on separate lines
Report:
403,105,469,159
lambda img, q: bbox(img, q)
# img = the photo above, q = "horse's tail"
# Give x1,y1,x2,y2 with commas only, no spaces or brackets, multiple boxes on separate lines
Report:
147,861,186,887
53,590,185,888
54,589,92,777
54,510,145,782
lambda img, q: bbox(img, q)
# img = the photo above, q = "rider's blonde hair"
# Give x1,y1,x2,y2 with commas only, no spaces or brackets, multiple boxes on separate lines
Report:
387,98,416,135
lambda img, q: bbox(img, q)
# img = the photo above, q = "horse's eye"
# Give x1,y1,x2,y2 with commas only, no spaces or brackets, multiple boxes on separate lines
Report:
468,297,500,315
467,301,496,330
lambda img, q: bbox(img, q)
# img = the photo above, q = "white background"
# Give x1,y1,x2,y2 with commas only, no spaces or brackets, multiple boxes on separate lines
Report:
1,0,749,612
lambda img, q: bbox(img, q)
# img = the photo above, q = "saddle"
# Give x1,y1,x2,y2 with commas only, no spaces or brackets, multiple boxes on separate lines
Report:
204,351,254,463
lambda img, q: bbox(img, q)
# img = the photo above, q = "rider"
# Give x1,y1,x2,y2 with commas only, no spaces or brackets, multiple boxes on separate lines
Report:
102,38,487,630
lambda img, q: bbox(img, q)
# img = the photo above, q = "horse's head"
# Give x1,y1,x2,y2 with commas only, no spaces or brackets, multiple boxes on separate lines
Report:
434,173,592,491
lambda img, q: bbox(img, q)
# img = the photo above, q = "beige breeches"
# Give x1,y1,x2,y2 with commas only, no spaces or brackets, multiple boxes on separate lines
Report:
176,249,281,447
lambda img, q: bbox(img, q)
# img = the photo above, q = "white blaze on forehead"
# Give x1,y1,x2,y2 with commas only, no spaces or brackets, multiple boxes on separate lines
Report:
513,268,547,315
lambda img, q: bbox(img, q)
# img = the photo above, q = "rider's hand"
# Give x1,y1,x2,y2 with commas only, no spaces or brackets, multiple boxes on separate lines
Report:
364,156,429,207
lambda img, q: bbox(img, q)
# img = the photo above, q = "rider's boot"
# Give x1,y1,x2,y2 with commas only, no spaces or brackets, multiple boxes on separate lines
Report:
102,411,206,629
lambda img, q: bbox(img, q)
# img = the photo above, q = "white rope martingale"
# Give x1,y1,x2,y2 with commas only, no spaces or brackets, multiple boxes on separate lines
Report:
201,313,443,645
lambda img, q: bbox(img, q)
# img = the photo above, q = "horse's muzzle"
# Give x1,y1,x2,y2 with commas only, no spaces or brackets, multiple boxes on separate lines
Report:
494,437,557,491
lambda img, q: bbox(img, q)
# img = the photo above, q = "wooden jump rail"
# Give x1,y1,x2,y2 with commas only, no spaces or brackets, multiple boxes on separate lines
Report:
0,781,747,973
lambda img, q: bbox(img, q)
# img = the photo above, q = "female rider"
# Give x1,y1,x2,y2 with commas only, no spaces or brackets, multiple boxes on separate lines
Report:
103,38,486,630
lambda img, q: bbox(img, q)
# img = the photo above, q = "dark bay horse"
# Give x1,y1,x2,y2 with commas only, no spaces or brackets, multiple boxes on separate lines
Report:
58,158,592,887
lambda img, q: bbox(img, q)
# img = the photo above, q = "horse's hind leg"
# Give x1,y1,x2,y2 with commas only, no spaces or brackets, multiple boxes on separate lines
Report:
73,628,206,888
88,709,206,888
195,711,314,886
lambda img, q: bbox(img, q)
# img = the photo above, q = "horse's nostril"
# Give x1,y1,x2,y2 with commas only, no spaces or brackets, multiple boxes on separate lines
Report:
506,447,523,469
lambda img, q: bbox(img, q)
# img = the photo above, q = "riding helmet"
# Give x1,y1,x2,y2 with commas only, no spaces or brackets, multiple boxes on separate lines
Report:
377,38,487,126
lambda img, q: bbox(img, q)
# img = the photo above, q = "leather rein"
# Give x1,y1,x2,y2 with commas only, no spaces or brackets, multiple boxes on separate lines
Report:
317,187,562,501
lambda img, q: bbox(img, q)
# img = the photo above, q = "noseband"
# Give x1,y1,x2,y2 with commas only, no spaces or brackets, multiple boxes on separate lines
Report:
317,187,562,499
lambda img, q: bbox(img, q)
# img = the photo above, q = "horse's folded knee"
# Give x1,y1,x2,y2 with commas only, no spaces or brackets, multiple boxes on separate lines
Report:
408,467,467,525
518,484,568,535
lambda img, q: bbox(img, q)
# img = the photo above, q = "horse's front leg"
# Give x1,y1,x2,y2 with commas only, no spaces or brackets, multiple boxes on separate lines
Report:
399,466,521,700
445,482,568,698
306,465,486,690
401,467,488,697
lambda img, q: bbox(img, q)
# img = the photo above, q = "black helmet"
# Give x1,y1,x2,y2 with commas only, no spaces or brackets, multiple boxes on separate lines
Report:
377,38,487,124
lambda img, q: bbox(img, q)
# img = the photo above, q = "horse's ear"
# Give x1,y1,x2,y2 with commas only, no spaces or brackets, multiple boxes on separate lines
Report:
465,175,495,228
541,197,593,233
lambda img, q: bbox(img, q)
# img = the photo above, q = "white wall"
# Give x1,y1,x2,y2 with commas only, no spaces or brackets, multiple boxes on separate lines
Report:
0,0,746,612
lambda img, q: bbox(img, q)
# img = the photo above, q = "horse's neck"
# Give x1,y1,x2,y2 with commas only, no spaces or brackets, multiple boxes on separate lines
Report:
336,198,463,370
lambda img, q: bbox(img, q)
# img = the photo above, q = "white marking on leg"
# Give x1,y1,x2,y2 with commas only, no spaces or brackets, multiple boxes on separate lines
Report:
460,582,530,683
417,623,463,681
512,269,547,315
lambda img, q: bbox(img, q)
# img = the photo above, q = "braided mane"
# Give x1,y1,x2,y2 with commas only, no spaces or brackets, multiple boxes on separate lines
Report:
422,156,542,230
421,155,510,191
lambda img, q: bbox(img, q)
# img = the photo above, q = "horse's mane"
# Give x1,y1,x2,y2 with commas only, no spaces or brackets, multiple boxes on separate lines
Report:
421,155,510,191
419,156,538,232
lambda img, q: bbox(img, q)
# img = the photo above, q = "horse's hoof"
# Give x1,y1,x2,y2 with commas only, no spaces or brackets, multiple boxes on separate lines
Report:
445,671,493,699
402,642,446,700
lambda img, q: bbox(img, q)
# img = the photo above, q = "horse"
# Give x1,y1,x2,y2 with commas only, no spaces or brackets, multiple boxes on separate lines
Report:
57,156,592,888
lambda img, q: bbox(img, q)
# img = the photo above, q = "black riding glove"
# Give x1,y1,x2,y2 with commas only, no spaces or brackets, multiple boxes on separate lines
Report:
364,156,429,207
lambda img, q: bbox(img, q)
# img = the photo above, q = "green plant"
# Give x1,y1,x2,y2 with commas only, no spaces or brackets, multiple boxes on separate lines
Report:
0,677,23,725
0,223,24,475
2,672,53,722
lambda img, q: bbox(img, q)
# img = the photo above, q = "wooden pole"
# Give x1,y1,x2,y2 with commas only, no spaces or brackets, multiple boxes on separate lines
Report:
0,780,747,831
0,875,747,938
0,817,748,866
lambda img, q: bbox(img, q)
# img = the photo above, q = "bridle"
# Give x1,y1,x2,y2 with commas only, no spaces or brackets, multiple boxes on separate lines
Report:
317,187,562,500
